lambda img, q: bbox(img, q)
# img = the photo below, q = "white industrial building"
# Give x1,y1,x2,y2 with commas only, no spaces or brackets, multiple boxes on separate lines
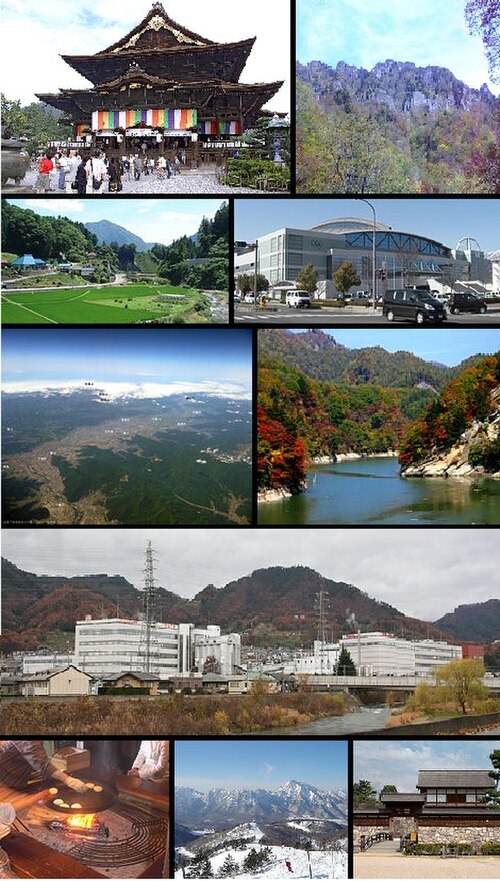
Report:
22,618,241,679
73,616,240,678
283,632,462,677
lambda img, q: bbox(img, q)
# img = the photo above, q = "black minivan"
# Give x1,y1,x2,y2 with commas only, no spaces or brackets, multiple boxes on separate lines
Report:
382,289,446,324
447,292,487,315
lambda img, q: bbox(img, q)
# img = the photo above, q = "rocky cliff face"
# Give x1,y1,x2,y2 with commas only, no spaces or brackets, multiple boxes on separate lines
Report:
297,59,498,114
401,387,500,478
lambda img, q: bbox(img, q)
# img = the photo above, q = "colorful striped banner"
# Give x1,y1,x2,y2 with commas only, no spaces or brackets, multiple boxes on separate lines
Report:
200,120,242,135
91,109,197,131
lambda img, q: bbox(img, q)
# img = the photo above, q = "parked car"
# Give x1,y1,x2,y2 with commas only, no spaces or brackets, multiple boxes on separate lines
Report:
233,292,241,302
244,292,256,303
286,290,312,309
355,290,371,299
447,292,487,315
382,289,446,324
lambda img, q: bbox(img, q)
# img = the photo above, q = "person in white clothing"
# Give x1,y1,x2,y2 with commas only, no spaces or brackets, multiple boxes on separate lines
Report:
85,150,107,194
0,741,87,792
128,741,169,781
65,150,81,193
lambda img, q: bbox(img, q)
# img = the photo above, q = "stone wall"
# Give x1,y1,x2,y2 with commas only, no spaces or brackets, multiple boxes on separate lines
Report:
419,824,500,845
353,824,388,847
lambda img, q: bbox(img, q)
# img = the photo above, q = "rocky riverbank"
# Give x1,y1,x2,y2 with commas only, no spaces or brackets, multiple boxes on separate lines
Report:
258,482,307,503
401,403,500,479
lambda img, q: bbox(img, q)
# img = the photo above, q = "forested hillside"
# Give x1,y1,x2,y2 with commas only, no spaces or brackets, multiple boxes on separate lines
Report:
297,60,500,194
258,358,435,493
257,334,498,494
258,330,466,389
399,354,500,469
1,200,229,289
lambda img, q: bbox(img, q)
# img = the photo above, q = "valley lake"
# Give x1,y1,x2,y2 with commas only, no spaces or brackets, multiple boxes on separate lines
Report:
258,457,500,526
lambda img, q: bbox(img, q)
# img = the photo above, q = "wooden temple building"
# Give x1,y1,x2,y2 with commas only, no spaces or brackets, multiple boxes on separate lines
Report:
36,3,283,163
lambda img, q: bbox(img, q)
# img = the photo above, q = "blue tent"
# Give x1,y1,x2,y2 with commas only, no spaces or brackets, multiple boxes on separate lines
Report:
10,254,45,267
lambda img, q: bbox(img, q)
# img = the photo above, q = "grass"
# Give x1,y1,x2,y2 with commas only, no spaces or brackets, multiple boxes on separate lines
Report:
0,693,347,735
1,283,211,324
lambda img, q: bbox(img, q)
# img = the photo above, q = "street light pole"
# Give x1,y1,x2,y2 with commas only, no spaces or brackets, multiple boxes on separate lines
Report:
253,239,259,310
354,198,377,310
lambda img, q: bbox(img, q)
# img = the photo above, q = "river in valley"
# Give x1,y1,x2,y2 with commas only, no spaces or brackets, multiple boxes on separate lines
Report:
250,705,393,736
259,457,500,525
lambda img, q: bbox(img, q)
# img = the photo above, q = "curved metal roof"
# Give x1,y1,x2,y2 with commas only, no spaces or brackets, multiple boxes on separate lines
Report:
309,218,451,255
311,217,392,234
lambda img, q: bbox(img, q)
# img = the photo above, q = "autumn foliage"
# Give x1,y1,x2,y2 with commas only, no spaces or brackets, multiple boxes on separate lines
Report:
258,358,432,491
399,354,500,466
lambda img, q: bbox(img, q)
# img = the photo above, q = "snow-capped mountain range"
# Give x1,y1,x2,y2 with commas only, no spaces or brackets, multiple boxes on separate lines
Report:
175,780,347,830
2,379,251,400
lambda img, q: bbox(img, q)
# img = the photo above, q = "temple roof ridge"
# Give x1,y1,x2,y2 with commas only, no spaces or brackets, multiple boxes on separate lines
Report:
98,4,214,55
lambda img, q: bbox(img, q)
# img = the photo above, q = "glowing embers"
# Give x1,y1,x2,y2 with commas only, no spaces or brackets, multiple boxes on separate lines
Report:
50,814,109,839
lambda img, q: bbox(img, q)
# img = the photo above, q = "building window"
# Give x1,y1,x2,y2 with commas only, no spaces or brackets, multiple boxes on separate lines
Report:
288,234,303,249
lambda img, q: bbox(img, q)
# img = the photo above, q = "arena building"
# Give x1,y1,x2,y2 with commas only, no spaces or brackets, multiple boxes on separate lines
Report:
243,218,494,294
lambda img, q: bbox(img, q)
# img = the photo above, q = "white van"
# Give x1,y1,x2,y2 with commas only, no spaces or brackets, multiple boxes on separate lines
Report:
286,290,312,309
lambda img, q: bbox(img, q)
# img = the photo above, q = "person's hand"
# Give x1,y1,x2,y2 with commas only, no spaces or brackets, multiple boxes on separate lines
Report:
65,776,87,793
127,768,140,777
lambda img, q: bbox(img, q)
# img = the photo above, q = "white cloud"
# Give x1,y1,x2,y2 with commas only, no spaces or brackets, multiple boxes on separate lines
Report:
26,199,86,214
0,529,497,620
354,740,500,793
130,211,212,245
2,379,251,399
1,0,289,109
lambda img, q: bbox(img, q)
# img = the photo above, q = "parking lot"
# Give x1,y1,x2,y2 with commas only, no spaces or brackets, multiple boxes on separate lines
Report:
234,301,500,325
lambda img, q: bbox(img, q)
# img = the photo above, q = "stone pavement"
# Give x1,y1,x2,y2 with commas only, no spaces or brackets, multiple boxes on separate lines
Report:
355,852,500,878
15,167,257,195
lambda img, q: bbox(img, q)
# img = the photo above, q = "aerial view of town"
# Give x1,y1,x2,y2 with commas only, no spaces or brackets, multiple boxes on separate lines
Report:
2,328,252,526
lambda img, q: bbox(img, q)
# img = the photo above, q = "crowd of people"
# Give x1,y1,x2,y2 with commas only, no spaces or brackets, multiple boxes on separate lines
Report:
34,148,184,194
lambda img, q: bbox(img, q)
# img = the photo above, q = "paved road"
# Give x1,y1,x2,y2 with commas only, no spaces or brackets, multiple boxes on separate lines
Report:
355,853,500,878
235,303,500,325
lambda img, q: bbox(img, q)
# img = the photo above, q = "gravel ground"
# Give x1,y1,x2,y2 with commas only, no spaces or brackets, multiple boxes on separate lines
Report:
355,853,500,878
14,167,258,195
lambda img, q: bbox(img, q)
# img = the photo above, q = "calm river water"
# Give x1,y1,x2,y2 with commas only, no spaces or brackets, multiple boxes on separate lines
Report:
259,457,500,525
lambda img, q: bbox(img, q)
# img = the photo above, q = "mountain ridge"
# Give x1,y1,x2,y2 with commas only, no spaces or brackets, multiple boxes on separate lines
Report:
297,59,498,114
175,780,347,830
4,558,497,653
83,220,157,251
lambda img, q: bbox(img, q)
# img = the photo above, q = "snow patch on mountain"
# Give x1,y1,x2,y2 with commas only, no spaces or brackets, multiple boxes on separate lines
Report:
2,379,251,400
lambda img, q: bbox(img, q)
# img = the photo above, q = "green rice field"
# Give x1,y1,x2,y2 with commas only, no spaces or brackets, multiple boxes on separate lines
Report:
1,284,211,324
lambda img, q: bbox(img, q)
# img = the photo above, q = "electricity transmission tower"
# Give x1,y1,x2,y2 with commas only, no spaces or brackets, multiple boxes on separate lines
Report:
139,540,158,673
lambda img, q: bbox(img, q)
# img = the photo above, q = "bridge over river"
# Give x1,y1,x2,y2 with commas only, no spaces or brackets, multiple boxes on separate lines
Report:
283,673,500,692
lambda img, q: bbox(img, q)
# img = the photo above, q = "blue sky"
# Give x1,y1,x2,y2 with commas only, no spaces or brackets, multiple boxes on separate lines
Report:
2,328,252,385
9,199,225,248
176,740,347,792
289,330,500,367
234,199,500,253
354,739,500,793
1,1,289,110
297,0,499,94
